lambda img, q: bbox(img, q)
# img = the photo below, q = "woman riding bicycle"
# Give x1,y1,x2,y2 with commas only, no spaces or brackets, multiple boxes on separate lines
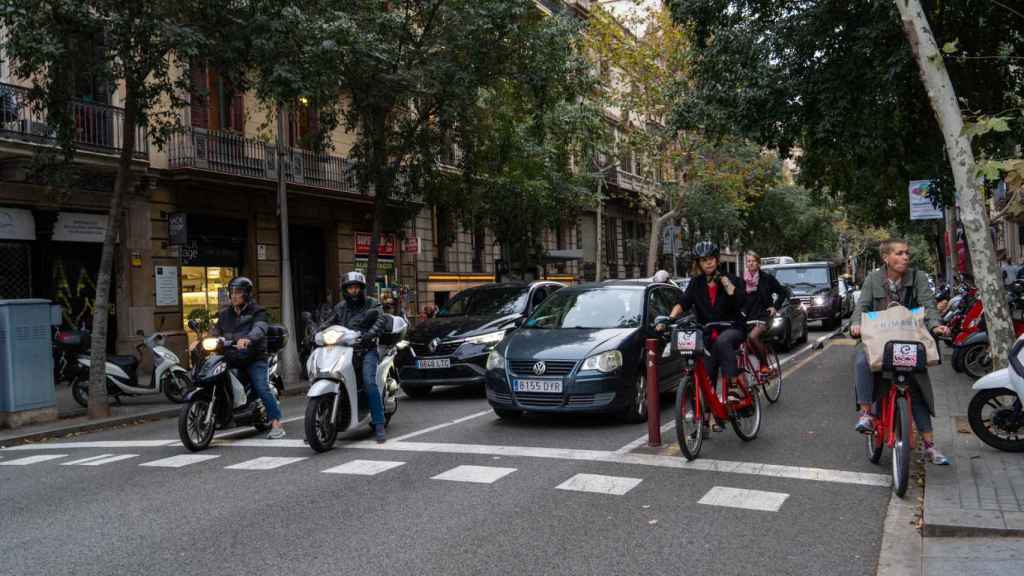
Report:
742,252,790,376
850,238,951,465
664,241,746,428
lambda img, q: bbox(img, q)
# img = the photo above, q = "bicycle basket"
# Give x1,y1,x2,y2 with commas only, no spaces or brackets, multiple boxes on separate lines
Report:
672,326,704,357
882,340,927,373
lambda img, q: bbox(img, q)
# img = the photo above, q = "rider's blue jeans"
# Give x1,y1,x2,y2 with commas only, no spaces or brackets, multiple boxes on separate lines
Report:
247,359,282,422
360,349,385,426
854,349,932,433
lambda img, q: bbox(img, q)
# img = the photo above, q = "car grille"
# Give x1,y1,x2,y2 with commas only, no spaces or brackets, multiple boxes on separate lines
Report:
411,340,462,357
508,360,577,377
513,393,564,407
489,390,513,403
510,392,617,408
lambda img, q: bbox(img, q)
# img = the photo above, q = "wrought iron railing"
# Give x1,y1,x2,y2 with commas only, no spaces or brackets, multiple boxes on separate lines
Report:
0,82,149,159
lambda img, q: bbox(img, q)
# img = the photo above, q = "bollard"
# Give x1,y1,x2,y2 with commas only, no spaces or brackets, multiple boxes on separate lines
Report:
645,338,661,447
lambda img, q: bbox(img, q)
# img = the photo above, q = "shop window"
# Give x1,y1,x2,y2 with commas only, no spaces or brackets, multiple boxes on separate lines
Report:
0,242,31,299
181,266,237,346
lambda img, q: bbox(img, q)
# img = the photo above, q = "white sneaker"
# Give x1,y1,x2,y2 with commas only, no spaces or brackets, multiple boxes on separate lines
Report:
267,427,286,440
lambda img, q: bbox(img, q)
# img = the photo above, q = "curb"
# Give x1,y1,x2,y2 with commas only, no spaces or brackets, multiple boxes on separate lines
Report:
0,385,310,448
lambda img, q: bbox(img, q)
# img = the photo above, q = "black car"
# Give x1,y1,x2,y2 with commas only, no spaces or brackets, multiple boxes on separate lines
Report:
485,281,684,422
763,299,809,351
763,261,843,329
398,282,564,397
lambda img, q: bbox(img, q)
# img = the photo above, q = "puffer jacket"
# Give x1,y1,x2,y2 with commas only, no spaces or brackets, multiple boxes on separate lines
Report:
211,301,269,363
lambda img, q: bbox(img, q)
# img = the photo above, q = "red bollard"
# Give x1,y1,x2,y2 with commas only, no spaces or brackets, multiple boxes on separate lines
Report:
645,338,661,447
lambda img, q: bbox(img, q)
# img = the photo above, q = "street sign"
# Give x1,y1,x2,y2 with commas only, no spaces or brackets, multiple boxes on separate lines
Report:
909,180,943,220
355,232,396,257
404,234,420,254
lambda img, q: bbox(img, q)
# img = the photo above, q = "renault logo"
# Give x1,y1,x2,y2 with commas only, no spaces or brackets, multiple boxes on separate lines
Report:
429,338,440,353
533,361,547,376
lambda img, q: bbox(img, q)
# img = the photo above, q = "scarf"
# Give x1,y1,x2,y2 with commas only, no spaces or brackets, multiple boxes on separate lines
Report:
884,268,905,307
744,269,759,293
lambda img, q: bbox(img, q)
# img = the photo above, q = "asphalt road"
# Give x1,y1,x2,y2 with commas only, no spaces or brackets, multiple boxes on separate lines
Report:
0,325,890,576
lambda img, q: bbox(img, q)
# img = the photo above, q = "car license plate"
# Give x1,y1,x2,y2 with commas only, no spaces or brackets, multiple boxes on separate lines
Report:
416,358,451,369
513,379,562,393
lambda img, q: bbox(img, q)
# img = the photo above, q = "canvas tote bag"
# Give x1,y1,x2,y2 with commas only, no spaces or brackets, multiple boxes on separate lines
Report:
862,305,940,371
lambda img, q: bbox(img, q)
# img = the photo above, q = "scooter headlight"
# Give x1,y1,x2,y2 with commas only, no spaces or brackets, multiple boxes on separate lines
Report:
202,338,220,352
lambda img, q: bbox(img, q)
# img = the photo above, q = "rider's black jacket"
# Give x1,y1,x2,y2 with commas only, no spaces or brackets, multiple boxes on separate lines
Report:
211,301,269,362
742,271,790,322
325,297,388,353
678,273,746,332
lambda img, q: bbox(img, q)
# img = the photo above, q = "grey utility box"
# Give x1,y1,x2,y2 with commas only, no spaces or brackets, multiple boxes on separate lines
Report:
0,299,60,428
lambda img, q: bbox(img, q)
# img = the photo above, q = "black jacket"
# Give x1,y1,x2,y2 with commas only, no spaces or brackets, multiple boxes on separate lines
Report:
326,297,388,352
679,273,746,331
742,271,790,321
211,301,269,362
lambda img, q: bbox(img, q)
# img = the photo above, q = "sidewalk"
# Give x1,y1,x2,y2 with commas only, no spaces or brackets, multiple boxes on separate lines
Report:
924,350,1024,536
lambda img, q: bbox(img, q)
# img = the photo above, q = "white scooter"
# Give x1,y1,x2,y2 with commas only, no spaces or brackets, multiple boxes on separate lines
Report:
72,331,190,407
304,316,407,452
968,334,1024,452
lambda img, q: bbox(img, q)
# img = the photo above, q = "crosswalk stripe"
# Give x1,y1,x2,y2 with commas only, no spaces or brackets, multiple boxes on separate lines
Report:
0,454,68,466
225,456,306,470
431,465,516,484
556,473,643,496
62,454,116,466
77,454,139,467
322,460,406,476
140,454,221,468
698,486,789,512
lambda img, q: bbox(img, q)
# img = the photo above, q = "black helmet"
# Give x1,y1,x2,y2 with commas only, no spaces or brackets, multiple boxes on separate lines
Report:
227,276,254,302
692,241,719,259
341,271,367,306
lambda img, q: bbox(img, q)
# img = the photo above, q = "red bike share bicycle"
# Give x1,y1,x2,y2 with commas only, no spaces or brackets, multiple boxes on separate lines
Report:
662,318,763,460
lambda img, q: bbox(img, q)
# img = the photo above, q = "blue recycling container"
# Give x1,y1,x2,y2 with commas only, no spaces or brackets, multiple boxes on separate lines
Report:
0,299,58,416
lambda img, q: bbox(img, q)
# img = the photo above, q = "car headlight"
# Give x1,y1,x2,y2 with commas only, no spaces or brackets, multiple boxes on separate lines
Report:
466,330,507,346
581,350,622,373
486,349,506,371
772,316,785,327
202,337,220,352
813,296,826,306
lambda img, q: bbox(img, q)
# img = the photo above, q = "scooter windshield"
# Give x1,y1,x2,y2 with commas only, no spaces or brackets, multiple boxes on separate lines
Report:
315,325,361,347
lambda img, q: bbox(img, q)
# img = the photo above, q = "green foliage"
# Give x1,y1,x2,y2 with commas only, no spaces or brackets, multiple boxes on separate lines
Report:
743,186,837,260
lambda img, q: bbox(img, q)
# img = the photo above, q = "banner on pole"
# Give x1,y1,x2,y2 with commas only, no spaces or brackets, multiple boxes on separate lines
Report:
909,180,943,220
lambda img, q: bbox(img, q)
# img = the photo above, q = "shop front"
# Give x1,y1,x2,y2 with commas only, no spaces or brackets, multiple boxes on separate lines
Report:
0,206,35,300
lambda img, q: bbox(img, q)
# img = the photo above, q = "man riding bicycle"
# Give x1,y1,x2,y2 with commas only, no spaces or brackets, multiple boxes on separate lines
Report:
742,251,790,376
850,239,950,465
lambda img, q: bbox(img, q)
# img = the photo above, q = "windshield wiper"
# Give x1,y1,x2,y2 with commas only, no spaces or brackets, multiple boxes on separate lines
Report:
790,282,820,288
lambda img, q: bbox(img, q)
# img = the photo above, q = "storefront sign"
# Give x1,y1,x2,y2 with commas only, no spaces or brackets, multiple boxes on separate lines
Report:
52,212,108,243
0,207,36,240
155,265,179,307
404,235,420,254
909,180,943,220
355,232,396,258
168,212,188,246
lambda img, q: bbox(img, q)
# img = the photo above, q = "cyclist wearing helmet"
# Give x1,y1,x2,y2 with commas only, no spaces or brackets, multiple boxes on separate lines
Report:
325,271,389,443
664,241,746,429
210,277,285,439
652,269,676,287
742,252,789,376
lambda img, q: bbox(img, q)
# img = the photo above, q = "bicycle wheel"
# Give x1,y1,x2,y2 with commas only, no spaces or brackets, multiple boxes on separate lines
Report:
730,379,762,441
892,395,912,497
762,347,783,404
675,377,704,461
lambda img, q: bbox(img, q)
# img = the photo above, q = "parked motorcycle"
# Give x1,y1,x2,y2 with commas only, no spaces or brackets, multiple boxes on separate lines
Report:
178,336,280,451
303,315,407,452
967,334,1024,452
952,283,1024,378
53,328,90,386
71,330,190,407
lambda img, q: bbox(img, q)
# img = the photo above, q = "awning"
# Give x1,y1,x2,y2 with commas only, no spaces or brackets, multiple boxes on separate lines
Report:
542,249,584,263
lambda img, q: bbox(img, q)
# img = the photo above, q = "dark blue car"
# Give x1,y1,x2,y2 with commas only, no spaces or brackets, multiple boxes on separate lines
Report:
484,281,685,422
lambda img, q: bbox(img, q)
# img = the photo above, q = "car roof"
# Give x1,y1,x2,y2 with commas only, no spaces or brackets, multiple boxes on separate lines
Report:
586,280,678,290
458,282,556,291
762,261,833,269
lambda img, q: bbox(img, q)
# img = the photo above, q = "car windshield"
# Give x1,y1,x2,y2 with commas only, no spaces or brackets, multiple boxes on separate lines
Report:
524,288,643,329
436,287,528,317
769,267,830,287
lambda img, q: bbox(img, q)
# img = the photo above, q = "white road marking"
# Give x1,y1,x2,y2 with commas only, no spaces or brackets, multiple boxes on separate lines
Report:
431,465,517,484
140,454,221,468
698,486,789,512
614,421,676,454
556,473,642,496
0,454,68,466
225,456,306,470
213,415,306,440
1,440,176,451
76,454,139,467
62,454,116,466
322,460,406,476
390,410,494,442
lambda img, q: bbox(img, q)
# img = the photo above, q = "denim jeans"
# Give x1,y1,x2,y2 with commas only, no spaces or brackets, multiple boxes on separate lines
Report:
246,359,282,422
705,328,745,387
359,349,385,426
854,349,932,433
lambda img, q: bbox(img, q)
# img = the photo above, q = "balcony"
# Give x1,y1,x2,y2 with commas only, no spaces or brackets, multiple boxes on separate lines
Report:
606,167,652,194
0,82,149,160
168,127,364,196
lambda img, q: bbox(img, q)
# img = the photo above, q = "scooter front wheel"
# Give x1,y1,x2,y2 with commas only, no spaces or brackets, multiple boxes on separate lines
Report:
71,377,89,408
163,372,190,403
179,400,215,452
305,395,339,453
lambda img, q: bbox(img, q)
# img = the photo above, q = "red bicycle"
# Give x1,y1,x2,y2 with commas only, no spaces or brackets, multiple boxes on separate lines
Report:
865,340,928,497
665,318,763,460
739,332,783,404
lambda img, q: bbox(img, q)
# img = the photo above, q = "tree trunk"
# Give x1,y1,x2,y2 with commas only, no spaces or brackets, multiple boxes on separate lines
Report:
365,113,392,296
87,86,140,419
275,103,301,390
595,179,604,282
647,208,678,276
896,0,1014,368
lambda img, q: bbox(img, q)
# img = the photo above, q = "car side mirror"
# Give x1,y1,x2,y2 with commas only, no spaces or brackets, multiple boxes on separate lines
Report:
513,316,526,328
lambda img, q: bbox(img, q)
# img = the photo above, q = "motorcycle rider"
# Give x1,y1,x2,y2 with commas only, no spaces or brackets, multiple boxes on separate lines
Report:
210,277,285,439
325,271,389,443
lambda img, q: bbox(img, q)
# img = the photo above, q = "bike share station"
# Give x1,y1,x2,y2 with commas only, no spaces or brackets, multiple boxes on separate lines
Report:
0,299,62,428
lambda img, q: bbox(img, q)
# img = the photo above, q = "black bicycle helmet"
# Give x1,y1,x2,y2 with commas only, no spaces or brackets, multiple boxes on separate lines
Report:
227,276,254,302
692,241,719,259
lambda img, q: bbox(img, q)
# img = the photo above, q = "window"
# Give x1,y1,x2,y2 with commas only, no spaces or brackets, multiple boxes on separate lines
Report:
472,226,485,273
604,218,618,278
289,98,319,149
530,287,548,311
432,207,449,272
189,63,243,132
648,287,678,324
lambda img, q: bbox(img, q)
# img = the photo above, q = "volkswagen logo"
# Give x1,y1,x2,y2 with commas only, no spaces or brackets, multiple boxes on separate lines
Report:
429,338,441,353
533,361,547,376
